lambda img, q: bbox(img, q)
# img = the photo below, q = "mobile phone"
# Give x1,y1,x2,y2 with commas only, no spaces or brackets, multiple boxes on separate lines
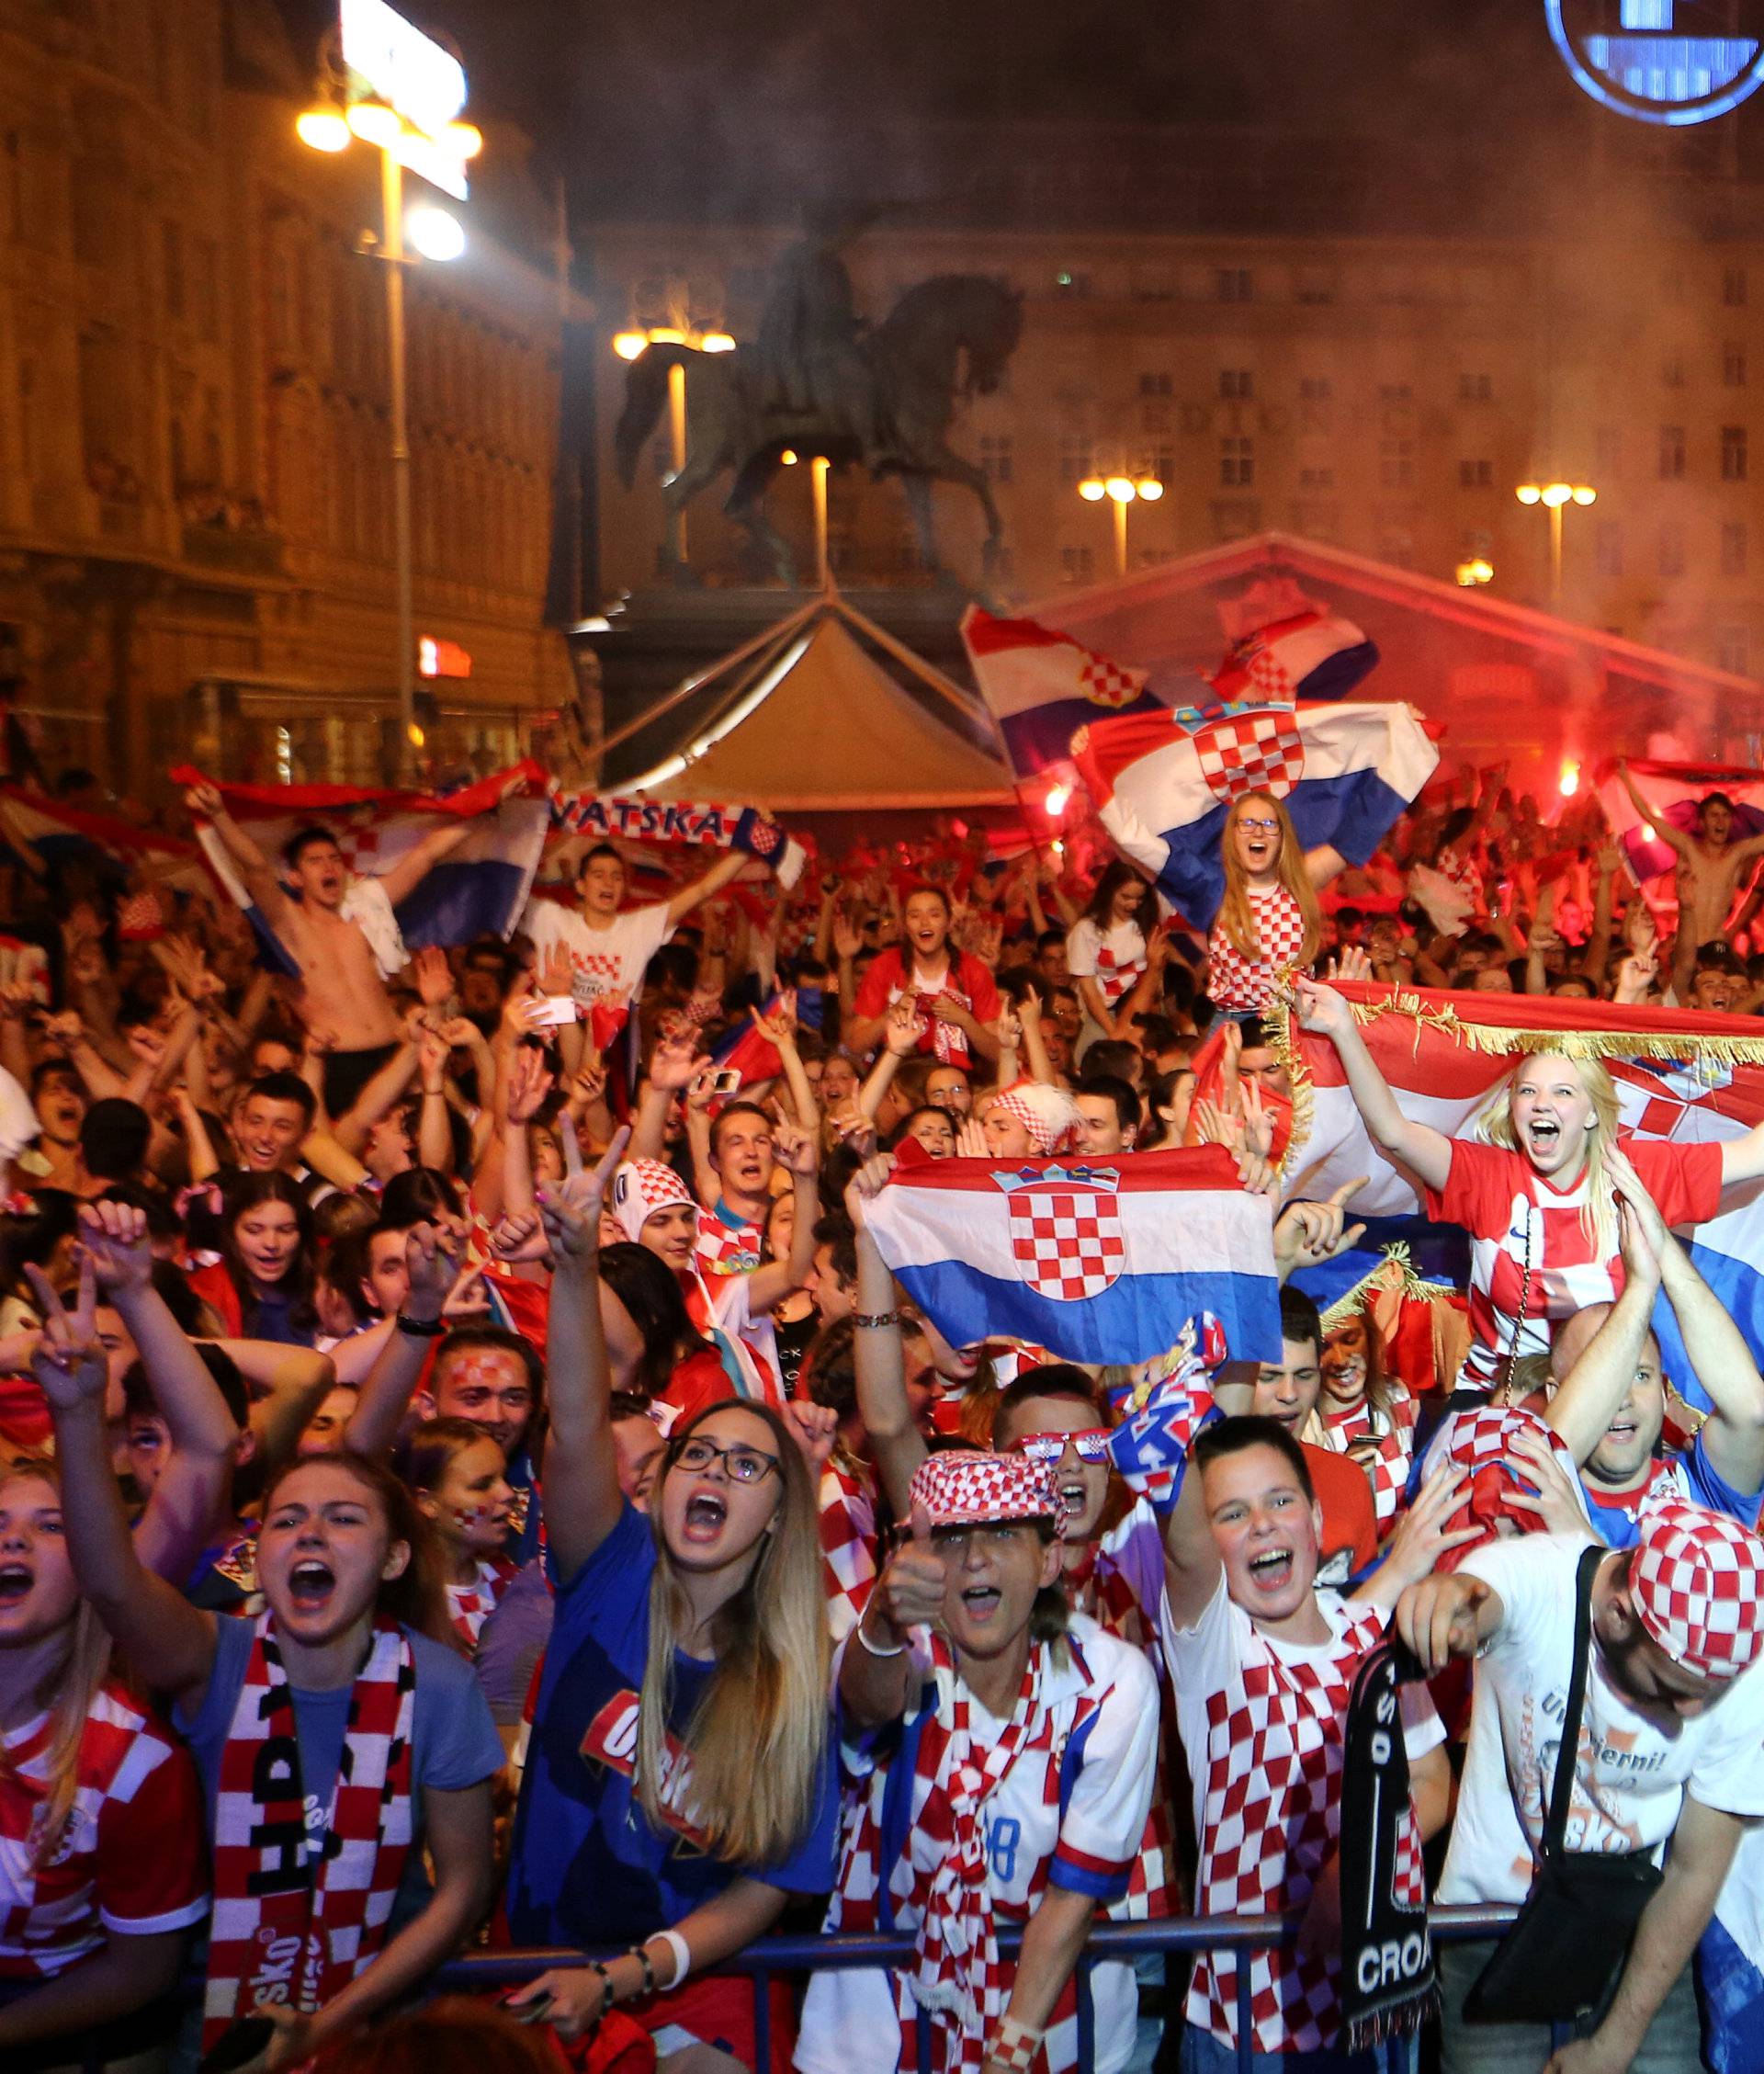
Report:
198,2015,277,2074
527,995,580,1028
693,1068,741,1097
511,1991,554,2026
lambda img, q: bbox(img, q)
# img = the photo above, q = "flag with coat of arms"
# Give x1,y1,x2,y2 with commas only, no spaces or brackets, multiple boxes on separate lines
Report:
860,1139,1280,1366
1208,576,1381,707
1073,697,1438,932
1274,980,1764,1412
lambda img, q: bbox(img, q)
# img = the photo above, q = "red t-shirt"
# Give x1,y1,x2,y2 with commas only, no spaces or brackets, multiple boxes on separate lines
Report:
1423,1137,1723,1386
851,947,1001,1063
661,1345,738,1423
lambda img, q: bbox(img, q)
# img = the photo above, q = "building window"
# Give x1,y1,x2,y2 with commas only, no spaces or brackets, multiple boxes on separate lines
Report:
1458,459,1493,488
1299,376,1333,402
1151,443,1175,480
1658,425,1686,479
1216,267,1253,303
1458,372,1493,402
1299,466,1335,489
1060,544,1094,583
1220,436,1254,487
1138,370,1172,397
1658,525,1686,577
1723,522,1748,576
1718,627,1751,674
979,434,1012,484
1057,436,1092,484
1596,523,1623,577
1725,342,1747,387
1725,267,1747,307
1219,368,1253,400
1595,425,1622,475
1380,438,1414,489
1723,425,1748,481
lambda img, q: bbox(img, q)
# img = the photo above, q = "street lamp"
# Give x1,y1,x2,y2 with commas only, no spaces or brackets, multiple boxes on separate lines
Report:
1516,480,1597,611
1455,557,1494,587
1077,471,1165,578
298,1,477,783
609,313,736,565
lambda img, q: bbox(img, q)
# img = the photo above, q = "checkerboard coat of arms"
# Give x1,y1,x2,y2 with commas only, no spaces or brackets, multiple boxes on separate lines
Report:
1194,708,1306,803
995,1165,1125,1301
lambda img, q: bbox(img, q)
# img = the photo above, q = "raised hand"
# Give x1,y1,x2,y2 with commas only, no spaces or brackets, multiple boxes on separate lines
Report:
417,1026,451,1089
1506,1426,1595,1539
1272,1179,1368,1276
781,1399,838,1475
412,945,455,1010
22,1254,106,1411
832,912,864,962
1371,1460,1478,1592
750,989,799,1048
537,942,576,1002
75,1199,154,1294
773,1118,820,1178
183,779,223,821
994,1000,1023,1052
842,1150,898,1232
885,996,928,1057
1294,976,1353,1038
505,1044,555,1126
1394,1570,1494,1676
401,1217,468,1322
1326,945,1373,984
828,1099,878,1159
489,1209,552,1265
648,1030,710,1094
873,1500,947,1638
1605,1142,1668,1280
541,1125,631,1262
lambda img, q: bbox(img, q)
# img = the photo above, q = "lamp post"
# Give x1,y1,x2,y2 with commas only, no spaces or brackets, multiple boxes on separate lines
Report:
612,318,735,566
1516,480,1597,612
1078,471,1164,578
299,1,479,782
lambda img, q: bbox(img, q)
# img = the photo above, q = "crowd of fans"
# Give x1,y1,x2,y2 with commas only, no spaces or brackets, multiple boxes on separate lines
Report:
0,753,1762,2074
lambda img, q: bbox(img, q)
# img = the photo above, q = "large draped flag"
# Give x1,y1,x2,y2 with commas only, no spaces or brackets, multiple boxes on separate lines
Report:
171,762,549,977
959,605,1206,787
0,784,197,881
1274,980,1764,1408
862,1140,1280,1365
1210,577,1381,707
1596,756,1764,899
1073,697,1438,931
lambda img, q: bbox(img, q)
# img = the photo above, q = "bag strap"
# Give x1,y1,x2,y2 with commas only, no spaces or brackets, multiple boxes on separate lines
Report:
1543,1544,1606,1859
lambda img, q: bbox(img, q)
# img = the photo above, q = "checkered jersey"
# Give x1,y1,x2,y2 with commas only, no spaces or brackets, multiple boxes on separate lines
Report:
1317,1400,1414,1529
447,1557,518,1652
0,1683,208,1978
693,1202,765,1282
1205,886,1308,1011
819,1455,879,1644
1167,1581,1431,2056
817,1615,1158,2074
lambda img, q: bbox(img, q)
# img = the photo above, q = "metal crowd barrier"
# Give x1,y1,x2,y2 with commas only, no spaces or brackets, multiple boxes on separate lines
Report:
439,1902,1527,2074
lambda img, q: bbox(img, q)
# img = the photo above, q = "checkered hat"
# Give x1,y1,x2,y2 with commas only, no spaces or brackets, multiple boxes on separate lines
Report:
1633,1496,1764,1683
608,1160,698,1246
989,1082,1080,1157
909,1448,1059,1530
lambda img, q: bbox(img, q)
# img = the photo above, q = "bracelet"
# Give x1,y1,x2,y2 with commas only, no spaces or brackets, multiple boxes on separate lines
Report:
394,1312,447,1338
587,1959,615,2019
854,1309,900,1330
990,2016,1045,2071
627,1942,657,1996
654,1928,691,1990
855,1616,907,1659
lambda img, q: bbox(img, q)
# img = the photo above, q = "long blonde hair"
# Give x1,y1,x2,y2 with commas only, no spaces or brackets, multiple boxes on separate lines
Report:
0,1461,114,1868
1476,1049,1623,1261
636,1402,830,1867
1217,791,1321,967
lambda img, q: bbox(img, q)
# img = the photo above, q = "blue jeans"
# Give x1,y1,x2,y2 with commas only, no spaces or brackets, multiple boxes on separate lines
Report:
1178,2024,1415,2074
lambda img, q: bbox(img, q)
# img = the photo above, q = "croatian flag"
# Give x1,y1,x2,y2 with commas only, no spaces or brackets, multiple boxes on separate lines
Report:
171,762,549,978
1073,698,1438,930
960,605,1205,786
862,1141,1279,1365
1596,757,1764,902
0,784,198,880
1280,981,1764,1412
1210,577,1380,707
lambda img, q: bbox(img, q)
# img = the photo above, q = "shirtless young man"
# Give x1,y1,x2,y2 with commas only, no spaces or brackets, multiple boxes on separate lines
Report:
184,779,480,1116
1618,763,1764,990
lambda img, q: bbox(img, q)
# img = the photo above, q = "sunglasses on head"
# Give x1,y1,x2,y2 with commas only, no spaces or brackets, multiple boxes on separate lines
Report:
1016,1428,1113,1466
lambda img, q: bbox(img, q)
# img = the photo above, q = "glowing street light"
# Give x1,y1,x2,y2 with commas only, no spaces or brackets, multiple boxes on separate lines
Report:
1077,471,1165,577
405,204,465,262
1516,481,1598,611
1455,557,1494,587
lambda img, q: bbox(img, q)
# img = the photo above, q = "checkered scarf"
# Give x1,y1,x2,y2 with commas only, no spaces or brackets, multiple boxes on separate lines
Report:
447,1556,516,1651
911,989,973,1071
1633,1494,1764,1682
907,1633,1048,2069
202,1614,416,2050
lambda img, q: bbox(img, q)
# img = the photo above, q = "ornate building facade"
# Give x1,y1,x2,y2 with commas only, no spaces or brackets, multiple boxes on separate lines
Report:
0,0,572,798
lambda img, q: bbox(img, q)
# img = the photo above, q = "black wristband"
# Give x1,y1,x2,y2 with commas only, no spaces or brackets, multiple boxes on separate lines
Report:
394,1313,447,1338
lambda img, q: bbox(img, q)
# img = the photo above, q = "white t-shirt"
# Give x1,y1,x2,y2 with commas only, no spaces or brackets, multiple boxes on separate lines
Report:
1437,1533,1764,1908
796,1615,1158,2074
518,899,673,1026
1065,917,1148,1010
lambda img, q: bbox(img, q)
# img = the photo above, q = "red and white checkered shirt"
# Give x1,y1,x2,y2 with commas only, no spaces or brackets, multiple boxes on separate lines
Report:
0,1682,208,1979
693,1201,766,1282
819,1455,879,1644
1205,886,1308,1011
1317,1393,1416,1529
1165,1579,1439,2056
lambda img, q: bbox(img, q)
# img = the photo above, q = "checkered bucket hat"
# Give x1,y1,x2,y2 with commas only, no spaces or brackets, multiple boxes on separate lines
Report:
1633,1494,1764,1683
909,1449,1059,1530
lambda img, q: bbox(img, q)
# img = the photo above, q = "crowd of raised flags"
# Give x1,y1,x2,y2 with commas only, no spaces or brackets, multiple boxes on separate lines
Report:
6,590,1764,2074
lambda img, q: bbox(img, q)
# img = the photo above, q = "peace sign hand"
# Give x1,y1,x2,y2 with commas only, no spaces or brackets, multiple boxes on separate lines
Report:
22,1255,107,1411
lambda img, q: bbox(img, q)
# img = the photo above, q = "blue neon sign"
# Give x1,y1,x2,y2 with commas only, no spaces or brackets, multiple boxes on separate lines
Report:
1546,1,1764,123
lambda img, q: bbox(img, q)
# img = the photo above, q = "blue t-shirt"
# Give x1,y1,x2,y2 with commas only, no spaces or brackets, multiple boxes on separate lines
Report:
178,1614,503,1870
1580,1433,1760,1548
504,1502,839,1946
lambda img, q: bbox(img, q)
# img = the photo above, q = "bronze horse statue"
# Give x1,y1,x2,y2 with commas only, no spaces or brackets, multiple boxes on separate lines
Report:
614,274,1023,585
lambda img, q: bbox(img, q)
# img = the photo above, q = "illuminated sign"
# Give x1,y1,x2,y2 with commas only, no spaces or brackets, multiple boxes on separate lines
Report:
418,636,471,679
1546,1,1764,124
339,0,472,198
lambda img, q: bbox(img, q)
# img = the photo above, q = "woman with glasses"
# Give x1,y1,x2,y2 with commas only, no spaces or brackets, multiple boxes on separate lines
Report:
1207,790,1343,1015
505,1133,839,2074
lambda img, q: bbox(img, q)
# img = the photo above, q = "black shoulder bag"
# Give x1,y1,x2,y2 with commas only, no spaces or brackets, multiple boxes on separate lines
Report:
1462,1544,1664,2025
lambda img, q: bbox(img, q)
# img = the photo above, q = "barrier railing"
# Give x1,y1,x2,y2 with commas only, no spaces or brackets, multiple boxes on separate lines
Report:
439,1902,1528,2074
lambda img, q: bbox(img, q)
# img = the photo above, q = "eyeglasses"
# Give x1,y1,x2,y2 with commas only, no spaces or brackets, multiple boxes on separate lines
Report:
1237,816,1280,834
667,1435,781,1484
1016,1428,1113,1466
